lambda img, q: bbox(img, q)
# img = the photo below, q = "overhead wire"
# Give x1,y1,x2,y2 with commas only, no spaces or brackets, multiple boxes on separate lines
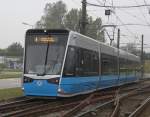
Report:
143,0,150,11
113,13,140,41
109,1,141,44
87,2,150,9
118,8,146,23
69,0,148,51
115,0,149,46
133,0,150,27
86,0,143,47
93,0,136,45
95,0,116,43
117,23,150,27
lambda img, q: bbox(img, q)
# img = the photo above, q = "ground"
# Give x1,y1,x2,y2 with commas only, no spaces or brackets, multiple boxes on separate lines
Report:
0,88,23,100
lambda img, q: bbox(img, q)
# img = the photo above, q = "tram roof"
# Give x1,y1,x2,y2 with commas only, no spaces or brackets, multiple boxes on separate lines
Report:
69,31,140,62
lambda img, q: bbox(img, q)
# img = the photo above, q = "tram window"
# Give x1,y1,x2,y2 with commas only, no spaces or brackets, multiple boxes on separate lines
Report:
101,53,116,75
126,60,134,75
63,47,76,76
120,58,127,75
74,48,99,77
113,56,117,74
83,50,91,74
92,52,99,74
64,47,99,77
75,48,84,76
82,50,99,76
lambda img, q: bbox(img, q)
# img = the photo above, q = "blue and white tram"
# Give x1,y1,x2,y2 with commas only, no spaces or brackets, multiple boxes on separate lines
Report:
22,29,140,97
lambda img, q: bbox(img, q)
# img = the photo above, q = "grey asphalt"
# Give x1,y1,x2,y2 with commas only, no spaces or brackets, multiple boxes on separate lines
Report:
0,78,21,89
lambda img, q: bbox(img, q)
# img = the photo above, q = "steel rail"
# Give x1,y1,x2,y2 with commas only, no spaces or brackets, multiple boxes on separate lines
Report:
110,85,150,117
2,92,115,117
0,101,47,113
75,100,114,117
2,101,79,117
0,98,33,108
75,84,150,117
128,96,150,117
0,96,27,103
62,90,117,117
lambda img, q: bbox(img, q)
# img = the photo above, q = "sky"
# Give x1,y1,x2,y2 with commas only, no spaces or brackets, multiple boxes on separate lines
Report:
0,0,150,51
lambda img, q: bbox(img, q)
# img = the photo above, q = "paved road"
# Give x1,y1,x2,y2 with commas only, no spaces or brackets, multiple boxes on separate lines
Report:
0,78,21,89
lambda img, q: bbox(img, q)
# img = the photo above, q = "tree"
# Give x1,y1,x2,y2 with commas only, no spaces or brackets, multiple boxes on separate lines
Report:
0,63,6,73
36,1,105,42
64,9,105,42
36,1,67,29
86,17,105,42
63,9,81,32
0,49,6,56
121,43,140,56
6,42,23,56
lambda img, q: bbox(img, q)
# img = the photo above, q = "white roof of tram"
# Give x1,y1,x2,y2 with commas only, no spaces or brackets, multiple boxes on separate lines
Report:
68,31,140,62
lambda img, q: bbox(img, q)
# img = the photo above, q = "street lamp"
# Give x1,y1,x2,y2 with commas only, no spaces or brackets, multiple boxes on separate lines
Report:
22,22,34,28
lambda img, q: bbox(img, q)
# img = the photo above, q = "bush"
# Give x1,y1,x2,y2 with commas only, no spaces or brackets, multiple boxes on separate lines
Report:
0,64,6,72
0,63,6,68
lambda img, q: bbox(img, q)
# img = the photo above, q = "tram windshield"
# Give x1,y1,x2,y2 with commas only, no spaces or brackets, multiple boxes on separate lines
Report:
25,33,68,75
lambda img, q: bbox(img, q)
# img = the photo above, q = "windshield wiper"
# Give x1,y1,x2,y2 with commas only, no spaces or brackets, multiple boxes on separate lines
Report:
37,43,50,76
37,43,49,76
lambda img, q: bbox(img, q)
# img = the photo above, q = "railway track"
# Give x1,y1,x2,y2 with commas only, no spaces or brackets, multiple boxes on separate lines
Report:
0,80,150,117
128,96,150,117
74,82,150,117
136,96,150,117
0,88,117,117
0,91,115,117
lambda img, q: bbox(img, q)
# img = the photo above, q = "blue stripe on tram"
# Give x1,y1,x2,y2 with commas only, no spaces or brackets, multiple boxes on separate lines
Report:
60,75,138,94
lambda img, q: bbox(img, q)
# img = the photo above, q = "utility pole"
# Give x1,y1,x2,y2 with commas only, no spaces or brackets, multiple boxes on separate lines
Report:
117,29,120,49
80,0,87,35
141,34,144,79
117,29,120,84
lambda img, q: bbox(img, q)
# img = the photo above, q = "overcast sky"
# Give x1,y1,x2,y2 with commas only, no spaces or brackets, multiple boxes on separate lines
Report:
0,0,150,51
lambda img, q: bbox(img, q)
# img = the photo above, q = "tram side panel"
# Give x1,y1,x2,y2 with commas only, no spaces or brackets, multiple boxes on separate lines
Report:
100,53,118,88
59,46,100,96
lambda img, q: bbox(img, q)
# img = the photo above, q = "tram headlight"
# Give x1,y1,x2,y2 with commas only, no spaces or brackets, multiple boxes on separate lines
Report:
23,76,33,83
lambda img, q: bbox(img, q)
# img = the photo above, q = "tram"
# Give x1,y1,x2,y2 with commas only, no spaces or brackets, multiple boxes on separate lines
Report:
22,29,140,97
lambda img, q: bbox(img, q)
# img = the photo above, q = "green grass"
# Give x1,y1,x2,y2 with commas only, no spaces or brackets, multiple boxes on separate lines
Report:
0,71,22,79
3,68,22,72
144,60,150,73
0,88,23,100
